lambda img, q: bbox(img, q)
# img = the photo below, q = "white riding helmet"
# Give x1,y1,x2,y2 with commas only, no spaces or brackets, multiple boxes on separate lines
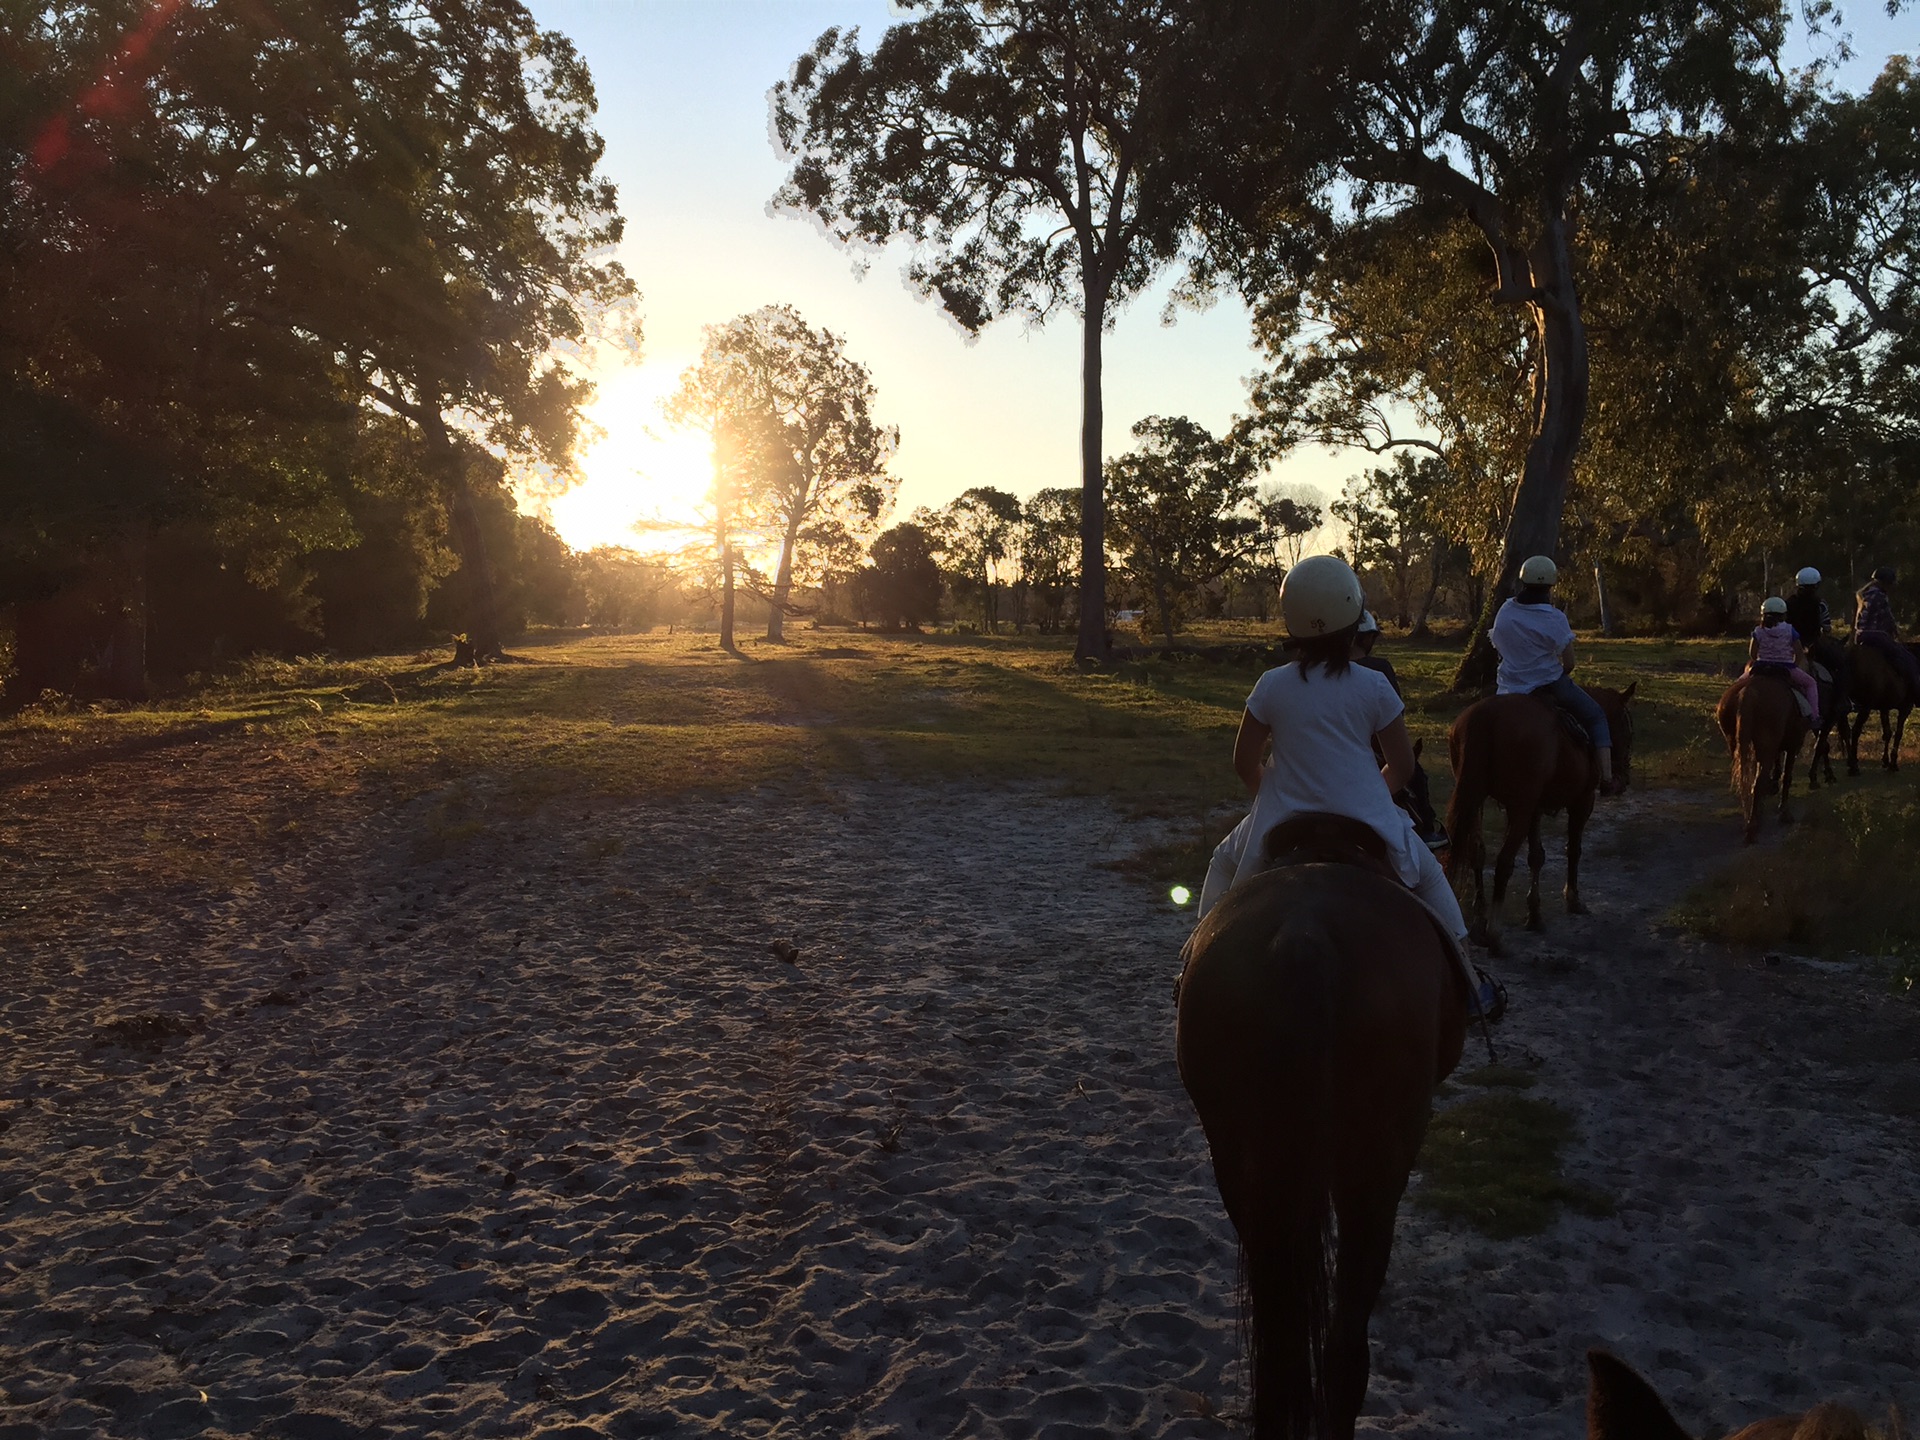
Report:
1356,610,1380,635
1518,555,1559,586
1281,555,1365,637
1762,596,1788,616
1796,566,1821,586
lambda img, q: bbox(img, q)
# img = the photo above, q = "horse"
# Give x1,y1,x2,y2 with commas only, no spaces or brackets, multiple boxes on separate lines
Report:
1805,641,1852,787
1846,640,1918,772
1444,683,1638,945
1176,814,1467,1440
1717,669,1810,843
1586,1349,1894,1440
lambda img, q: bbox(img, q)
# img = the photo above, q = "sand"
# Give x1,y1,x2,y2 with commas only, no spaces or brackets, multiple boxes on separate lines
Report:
2,770,1918,1438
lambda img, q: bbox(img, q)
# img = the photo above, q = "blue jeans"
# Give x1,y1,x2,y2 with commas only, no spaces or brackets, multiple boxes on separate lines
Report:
1535,675,1611,748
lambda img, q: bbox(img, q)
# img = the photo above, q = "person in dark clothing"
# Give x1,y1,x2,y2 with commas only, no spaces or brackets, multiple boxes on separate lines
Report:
1855,567,1920,695
1353,610,1402,694
1353,611,1444,849
1786,567,1846,720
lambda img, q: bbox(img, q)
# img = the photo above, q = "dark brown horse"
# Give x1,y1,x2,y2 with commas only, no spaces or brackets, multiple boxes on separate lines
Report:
1444,684,1638,944
1177,816,1466,1440
1804,641,1852,786
1717,669,1809,842
1846,640,1918,771
1586,1349,1889,1440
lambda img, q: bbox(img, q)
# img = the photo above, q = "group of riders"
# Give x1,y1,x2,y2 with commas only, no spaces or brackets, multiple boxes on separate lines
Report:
1192,551,1915,1019
1739,564,1920,725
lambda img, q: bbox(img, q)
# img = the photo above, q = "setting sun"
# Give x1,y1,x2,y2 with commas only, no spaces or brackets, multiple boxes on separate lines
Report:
541,361,715,555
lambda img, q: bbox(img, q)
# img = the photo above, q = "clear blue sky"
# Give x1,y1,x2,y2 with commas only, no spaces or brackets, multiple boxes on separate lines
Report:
521,0,1914,551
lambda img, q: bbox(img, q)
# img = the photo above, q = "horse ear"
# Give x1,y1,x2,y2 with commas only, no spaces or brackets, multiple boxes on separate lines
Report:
1413,737,1424,759
1622,680,1638,703
1587,1351,1691,1440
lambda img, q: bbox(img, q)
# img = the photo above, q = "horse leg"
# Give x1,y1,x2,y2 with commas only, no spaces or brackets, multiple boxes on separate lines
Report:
1778,743,1798,825
1524,816,1547,932
1564,796,1593,915
1462,826,1490,947
1738,745,1760,845
1491,806,1528,907
1326,1186,1404,1440
1894,706,1911,771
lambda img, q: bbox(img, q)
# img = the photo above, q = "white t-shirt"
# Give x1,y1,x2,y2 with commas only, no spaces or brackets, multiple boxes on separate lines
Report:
1231,661,1426,890
1489,599,1574,694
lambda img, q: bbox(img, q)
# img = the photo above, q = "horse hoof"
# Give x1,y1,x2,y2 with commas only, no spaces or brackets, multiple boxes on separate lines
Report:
1525,915,1545,934
1566,899,1589,916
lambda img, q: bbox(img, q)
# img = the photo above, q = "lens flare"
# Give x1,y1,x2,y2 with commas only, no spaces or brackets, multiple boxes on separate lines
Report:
1169,885,1191,907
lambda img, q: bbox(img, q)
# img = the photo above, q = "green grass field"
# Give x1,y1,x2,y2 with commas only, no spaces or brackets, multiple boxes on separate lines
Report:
0,624,1756,816
8,622,1916,962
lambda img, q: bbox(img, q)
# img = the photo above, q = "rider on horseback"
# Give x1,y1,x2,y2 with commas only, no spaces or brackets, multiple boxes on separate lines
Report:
1488,556,1617,794
1854,566,1920,695
1197,557,1472,955
1747,597,1820,719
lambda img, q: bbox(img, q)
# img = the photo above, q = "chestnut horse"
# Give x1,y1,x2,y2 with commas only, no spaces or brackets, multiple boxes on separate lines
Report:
1717,669,1809,842
1444,684,1638,944
1177,815,1467,1440
1586,1349,1892,1440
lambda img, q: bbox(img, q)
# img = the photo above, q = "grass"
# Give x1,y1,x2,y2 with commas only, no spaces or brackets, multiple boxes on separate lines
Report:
1414,1083,1615,1239
1675,773,1920,979
0,624,1800,904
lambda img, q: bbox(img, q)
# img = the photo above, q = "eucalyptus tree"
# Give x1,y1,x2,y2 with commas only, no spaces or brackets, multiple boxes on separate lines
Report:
927,486,1026,631
1019,487,1082,631
668,307,897,643
1,0,633,682
773,0,1192,660
1176,0,1799,679
1104,415,1261,646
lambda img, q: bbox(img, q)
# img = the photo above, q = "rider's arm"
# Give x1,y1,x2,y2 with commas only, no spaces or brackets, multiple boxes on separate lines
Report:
1375,715,1416,793
1560,641,1578,675
1747,635,1759,664
1233,710,1271,798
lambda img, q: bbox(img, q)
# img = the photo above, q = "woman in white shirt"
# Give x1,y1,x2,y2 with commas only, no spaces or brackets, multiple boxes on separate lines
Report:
1198,556,1469,952
1487,555,1614,792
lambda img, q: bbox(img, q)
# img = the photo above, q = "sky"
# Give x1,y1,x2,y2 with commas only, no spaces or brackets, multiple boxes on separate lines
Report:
519,0,1915,555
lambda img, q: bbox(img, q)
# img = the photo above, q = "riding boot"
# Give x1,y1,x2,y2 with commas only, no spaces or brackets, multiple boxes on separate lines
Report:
1597,745,1616,794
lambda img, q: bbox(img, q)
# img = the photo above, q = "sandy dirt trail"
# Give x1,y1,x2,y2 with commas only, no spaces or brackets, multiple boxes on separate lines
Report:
2,763,1918,1439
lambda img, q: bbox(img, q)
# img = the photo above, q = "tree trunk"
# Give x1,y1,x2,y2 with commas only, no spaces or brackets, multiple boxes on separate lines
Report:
425,409,504,663
1414,547,1443,636
1451,214,1588,690
766,483,806,643
104,528,149,702
720,539,737,651
1157,576,1176,648
1074,289,1109,662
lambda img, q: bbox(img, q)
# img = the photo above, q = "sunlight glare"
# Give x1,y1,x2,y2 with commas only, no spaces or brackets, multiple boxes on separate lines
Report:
544,362,713,554
1170,885,1192,907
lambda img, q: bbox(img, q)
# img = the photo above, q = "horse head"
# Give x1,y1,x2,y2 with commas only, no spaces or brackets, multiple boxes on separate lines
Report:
1586,1350,1882,1440
1596,680,1638,792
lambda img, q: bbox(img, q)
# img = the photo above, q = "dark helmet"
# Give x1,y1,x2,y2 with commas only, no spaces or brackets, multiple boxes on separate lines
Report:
1874,566,1897,586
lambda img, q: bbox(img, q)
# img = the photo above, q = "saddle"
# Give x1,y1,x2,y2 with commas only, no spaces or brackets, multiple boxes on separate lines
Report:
1260,812,1399,880
1257,813,1482,1015
1526,686,1592,747
1750,662,1814,719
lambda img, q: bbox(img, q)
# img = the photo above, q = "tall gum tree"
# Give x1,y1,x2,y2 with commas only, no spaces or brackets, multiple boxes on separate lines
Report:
670,307,898,644
1185,0,1795,683
772,0,1190,661
256,0,635,661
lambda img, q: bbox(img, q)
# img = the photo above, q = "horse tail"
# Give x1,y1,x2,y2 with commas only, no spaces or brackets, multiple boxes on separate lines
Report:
1444,710,1491,885
1236,928,1338,1439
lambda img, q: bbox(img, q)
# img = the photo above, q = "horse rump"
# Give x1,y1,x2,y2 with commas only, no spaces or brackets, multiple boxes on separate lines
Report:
1178,890,1342,1437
